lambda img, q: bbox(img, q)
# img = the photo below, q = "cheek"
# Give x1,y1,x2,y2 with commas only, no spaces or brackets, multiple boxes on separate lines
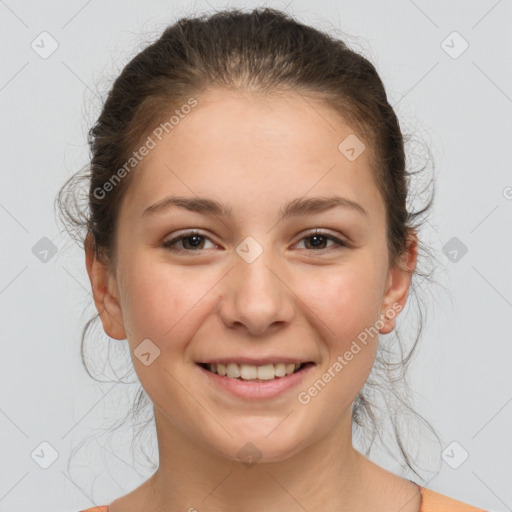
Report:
118,256,201,343
118,256,232,374
117,260,205,405
296,260,383,402
302,261,383,342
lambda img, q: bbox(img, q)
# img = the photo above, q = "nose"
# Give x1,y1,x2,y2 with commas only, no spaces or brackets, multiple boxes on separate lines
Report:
217,249,295,336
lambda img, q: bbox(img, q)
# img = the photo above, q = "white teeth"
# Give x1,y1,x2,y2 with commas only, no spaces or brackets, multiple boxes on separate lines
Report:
257,364,275,380
226,363,241,379
286,363,296,374
206,362,302,380
241,364,258,380
274,363,286,377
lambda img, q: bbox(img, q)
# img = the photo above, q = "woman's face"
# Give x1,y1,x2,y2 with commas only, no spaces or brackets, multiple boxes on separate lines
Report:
88,88,416,463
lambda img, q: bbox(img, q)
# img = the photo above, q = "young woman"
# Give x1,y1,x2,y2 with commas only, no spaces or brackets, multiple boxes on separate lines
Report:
58,7,489,512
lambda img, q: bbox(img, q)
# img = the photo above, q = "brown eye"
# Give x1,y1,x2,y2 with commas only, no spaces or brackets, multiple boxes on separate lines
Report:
162,231,216,253
295,231,348,251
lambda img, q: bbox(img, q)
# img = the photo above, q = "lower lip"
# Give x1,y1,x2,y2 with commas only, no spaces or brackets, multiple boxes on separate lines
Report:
197,363,315,400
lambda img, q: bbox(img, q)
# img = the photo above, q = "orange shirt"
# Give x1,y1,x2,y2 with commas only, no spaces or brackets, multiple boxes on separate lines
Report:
78,485,489,511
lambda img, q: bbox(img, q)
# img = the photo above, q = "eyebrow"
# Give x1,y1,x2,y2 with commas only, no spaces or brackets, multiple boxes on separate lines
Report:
141,195,369,219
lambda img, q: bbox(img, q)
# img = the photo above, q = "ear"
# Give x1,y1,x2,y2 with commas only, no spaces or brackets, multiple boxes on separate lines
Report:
85,233,127,340
378,231,418,334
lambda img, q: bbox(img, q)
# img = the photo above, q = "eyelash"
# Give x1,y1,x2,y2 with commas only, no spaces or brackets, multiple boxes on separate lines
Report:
161,230,349,254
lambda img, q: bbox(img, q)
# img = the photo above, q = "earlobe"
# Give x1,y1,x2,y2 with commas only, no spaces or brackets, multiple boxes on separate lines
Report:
378,232,418,335
85,234,127,340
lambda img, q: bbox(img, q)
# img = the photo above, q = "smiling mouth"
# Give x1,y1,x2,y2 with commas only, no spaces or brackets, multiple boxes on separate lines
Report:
198,362,314,381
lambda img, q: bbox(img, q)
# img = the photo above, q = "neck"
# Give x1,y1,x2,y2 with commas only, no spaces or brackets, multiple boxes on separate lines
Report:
143,405,366,512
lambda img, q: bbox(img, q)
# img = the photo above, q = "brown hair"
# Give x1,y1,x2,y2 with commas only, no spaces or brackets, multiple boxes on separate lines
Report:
56,7,440,480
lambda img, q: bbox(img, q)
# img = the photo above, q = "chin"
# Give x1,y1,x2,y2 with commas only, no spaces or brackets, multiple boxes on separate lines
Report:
205,427,308,465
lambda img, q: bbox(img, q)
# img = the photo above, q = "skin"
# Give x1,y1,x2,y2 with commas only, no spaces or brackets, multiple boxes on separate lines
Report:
86,88,420,511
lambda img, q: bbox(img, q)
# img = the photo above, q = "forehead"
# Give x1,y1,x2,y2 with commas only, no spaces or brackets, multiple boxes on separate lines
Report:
120,88,384,224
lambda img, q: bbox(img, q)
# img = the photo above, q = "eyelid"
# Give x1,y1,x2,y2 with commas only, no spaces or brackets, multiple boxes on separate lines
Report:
296,228,349,244
162,229,217,250
162,228,350,253
292,229,350,250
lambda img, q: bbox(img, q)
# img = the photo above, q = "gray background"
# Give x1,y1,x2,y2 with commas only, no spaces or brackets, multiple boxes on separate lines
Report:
1,0,511,511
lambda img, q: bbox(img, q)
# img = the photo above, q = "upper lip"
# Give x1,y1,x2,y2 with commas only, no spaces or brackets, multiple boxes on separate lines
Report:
197,357,314,366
